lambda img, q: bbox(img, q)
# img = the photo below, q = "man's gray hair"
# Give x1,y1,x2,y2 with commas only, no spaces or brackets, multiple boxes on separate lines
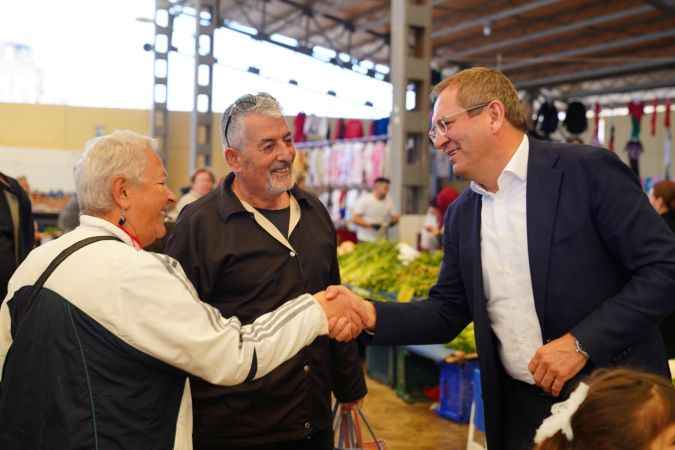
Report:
74,130,159,214
221,92,283,149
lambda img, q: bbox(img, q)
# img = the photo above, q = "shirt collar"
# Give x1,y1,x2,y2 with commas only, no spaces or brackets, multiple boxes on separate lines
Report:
217,172,313,222
78,215,136,248
503,133,529,182
470,134,529,196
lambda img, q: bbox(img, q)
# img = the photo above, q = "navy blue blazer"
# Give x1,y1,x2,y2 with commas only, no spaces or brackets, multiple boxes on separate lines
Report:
371,138,675,450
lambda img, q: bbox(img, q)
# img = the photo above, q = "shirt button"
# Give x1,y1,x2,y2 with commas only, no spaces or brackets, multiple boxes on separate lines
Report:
304,364,310,374
304,422,311,430
290,251,296,257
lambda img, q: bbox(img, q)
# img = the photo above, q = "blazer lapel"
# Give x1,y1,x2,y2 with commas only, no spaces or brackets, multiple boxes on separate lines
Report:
526,139,562,330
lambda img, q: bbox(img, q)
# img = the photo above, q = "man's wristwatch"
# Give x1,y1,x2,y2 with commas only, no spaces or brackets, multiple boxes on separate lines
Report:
575,338,590,359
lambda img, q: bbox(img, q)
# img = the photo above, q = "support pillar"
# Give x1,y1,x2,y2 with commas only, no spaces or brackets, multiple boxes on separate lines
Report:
151,0,175,166
389,0,432,218
190,0,218,174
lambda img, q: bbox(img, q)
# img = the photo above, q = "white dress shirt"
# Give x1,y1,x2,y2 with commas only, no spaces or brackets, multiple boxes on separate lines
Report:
470,135,543,384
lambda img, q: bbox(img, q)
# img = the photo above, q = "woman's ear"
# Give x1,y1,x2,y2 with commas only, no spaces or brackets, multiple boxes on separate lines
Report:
111,176,132,210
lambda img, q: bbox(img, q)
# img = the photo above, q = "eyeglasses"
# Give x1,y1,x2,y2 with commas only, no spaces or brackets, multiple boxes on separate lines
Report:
222,93,274,147
427,101,491,143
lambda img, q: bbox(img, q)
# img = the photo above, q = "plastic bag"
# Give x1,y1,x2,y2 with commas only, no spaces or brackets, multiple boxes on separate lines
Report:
333,403,386,450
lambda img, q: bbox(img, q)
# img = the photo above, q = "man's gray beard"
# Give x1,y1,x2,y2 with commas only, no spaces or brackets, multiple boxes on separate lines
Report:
267,170,293,195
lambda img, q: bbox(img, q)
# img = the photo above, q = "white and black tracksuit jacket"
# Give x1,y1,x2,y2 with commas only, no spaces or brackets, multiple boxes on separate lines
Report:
0,215,329,450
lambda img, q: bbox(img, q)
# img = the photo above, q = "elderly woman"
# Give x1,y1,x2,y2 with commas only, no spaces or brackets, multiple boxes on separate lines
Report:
0,130,364,450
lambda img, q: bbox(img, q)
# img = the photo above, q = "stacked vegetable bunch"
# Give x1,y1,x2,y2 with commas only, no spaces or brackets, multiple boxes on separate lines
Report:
338,240,476,354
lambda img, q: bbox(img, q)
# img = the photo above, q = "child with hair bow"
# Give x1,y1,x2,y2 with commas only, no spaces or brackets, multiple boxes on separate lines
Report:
533,368,675,450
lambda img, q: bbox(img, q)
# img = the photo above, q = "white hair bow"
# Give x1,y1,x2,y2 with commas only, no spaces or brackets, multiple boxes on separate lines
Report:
534,382,590,444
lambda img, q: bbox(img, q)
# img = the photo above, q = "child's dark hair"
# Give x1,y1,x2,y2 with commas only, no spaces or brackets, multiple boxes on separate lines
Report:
535,368,675,450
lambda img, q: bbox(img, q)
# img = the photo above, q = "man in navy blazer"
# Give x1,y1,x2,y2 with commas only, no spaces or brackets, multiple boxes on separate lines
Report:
329,68,675,450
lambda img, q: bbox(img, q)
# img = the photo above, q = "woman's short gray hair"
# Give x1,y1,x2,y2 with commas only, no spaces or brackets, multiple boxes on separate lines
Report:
221,92,283,148
74,130,158,214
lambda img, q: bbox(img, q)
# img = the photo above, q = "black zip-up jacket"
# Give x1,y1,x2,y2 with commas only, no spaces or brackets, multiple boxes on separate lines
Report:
166,173,366,447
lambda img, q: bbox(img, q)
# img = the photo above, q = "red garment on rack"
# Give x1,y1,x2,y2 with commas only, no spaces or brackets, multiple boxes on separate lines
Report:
294,112,306,142
344,119,364,139
666,99,672,128
628,101,644,121
651,99,658,136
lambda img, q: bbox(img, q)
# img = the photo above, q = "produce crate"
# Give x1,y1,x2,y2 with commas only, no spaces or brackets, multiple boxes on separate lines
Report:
434,358,479,423
366,345,397,387
471,368,486,432
394,345,453,403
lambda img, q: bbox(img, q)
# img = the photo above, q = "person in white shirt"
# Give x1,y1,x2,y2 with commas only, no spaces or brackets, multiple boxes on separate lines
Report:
419,198,442,251
351,177,399,242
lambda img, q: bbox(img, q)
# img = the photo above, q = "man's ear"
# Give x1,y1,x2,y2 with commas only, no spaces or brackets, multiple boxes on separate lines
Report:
224,147,242,172
487,100,506,134
111,176,132,210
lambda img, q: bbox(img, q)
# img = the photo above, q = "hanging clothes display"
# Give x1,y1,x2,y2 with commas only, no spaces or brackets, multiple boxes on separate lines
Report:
535,101,559,140
665,99,672,180
344,119,365,139
592,103,601,146
608,121,616,152
303,114,328,141
371,117,390,136
297,136,389,190
332,118,346,140
625,100,645,176
563,101,588,136
294,112,306,143
651,99,658,137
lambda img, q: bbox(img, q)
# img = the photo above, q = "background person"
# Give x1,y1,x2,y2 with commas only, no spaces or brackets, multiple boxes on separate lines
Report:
169,168,216,221
648,179,675,359
351,177,399,242
419,198,442,251
649,179,675,233
0,172,34,301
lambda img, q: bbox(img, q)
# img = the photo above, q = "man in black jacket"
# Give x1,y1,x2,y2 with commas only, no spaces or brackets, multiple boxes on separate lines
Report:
166,92,366,450
0,173,34,301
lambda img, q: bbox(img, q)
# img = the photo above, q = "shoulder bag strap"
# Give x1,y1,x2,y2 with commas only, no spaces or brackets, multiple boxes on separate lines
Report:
17,235,122,331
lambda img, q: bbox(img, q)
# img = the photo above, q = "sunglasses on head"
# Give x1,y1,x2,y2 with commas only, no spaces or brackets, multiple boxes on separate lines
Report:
223,93,274,147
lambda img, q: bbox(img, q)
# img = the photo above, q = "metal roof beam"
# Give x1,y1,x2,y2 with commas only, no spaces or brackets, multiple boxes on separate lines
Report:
500,28,675,72
431,0,560,40
562,77,675,100
266,9,304,35
275,0,388,40
514,57,675,90
647,0,675,14
438,4,654,60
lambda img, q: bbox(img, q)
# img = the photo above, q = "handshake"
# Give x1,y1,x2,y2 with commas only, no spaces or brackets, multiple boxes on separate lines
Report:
314,286,376,342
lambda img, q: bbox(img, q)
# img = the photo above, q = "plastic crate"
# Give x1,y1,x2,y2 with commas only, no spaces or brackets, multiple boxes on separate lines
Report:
394,347,443,403
434,359,479,423
471,368,486,432
366,345,397,387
